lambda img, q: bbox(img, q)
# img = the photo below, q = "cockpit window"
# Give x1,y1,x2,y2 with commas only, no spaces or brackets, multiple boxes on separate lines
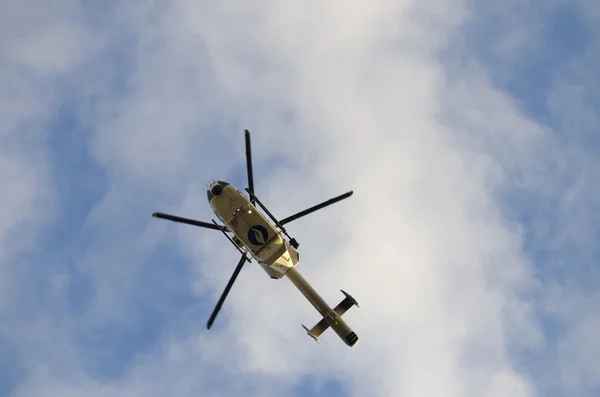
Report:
208,181,229,202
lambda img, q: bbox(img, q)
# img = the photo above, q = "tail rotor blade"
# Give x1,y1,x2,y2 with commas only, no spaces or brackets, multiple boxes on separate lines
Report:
206,255,248,330
279,191,353,225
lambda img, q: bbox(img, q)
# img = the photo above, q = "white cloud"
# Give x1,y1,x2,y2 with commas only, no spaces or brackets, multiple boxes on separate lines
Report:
0,0,80,305
3,0,599,396
141,1,540,396
557,306,600,392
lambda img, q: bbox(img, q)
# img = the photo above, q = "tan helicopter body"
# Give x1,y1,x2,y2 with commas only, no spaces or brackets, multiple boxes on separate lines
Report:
153,131,359,347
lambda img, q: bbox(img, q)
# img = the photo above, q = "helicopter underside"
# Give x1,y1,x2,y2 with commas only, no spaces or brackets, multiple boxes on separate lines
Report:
151,130,358,346
209,182,299,277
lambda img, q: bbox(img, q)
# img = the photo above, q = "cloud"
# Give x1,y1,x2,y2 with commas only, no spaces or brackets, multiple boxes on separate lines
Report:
446,1,600,396
0,0,81,307
557,306,600,393
2,0,599,397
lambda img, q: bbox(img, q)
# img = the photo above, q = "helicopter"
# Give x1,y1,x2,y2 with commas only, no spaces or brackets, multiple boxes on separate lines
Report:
152,130,359,347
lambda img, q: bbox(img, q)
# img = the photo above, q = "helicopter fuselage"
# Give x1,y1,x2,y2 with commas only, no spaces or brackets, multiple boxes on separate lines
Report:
206,180,359,347
207,181,299,278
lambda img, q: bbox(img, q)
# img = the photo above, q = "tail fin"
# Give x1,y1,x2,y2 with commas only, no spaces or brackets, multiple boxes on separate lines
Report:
333,289,360,316
301,324,321,343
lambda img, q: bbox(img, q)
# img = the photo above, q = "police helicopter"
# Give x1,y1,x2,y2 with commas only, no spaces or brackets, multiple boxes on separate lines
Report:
152,130,359,347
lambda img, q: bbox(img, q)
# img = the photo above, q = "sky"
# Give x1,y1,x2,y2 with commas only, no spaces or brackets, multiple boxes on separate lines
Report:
1,0,599,396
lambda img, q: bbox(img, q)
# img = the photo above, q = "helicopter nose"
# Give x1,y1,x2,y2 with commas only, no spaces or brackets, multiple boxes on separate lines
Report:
207,182,224,202
211,184,223,196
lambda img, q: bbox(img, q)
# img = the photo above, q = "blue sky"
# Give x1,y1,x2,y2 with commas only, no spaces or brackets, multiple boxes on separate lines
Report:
1,1,599,396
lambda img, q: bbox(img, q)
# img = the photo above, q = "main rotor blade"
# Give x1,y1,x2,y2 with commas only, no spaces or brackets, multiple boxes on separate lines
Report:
152,212,225,231
279,191,354,225
245,130,255,203
207,255,248,330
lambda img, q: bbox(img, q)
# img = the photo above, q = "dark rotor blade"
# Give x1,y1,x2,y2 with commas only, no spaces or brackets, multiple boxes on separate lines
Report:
152,212,224,231
279,191,354,225
245,130,255,203
207,255,248,330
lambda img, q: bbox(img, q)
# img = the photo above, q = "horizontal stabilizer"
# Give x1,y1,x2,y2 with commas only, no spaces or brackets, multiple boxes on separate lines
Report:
302,290,359,343
333,290,360,316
